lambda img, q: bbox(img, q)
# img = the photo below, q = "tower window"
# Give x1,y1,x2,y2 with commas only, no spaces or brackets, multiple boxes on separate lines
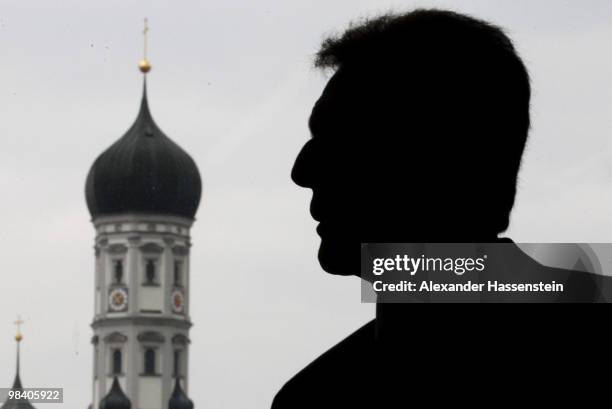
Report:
112,349,122,375
145,259,157,284
94,347,99,379
174,261,183,286
144,348,156,375
114,260,124,284
174,349,182,377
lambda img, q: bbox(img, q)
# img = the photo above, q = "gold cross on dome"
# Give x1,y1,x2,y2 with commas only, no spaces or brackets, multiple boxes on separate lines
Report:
143,18,149,60
14,316,24,332
139,18,152,73
14,315,24,341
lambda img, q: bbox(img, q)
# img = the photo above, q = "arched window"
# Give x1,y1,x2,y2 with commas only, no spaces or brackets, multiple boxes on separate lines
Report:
144,348,156,375
114,260,124,284
174,261,183,286
112,349,122,375
174,349,182,377
94,347,99,379
145,260,156,284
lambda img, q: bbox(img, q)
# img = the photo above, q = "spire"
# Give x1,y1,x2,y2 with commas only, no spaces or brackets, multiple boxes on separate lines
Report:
12,316,23,389
168,378,194,409
137,18,152,119
1,317,35,409
12,341,22,390
139,18,151,74
99,377,131,409
132,76,159,141
138,77,153,122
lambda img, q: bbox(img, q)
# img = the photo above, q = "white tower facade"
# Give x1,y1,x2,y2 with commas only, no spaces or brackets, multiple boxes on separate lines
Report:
91,214,194,409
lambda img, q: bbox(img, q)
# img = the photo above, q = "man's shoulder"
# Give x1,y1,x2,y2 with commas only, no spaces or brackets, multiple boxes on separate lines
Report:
271,320,376,409
538,264,605,302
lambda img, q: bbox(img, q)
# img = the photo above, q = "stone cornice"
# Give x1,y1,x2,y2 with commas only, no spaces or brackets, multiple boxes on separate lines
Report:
92,316,192,330
92,214,194,228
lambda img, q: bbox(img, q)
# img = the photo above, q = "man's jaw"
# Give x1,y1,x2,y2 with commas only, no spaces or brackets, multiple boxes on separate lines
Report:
317,228,357,276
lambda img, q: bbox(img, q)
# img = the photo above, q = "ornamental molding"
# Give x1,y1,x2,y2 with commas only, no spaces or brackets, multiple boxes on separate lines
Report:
172,334,190,346
172,245,190,256
128,235,142,246
103,332,128,344
107,243,128,255
137,331,165,344
140,242,164,254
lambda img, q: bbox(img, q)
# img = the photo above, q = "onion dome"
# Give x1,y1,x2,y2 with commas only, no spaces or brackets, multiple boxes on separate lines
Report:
85,81,202,220
168,378,194,409
1,331,35,409
99,377,131,409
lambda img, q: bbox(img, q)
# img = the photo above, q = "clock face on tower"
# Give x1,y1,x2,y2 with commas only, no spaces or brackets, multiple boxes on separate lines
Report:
172,289,185,314
108,287,128,312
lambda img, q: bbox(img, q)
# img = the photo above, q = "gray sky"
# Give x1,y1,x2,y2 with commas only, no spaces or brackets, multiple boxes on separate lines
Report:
0,0,611,407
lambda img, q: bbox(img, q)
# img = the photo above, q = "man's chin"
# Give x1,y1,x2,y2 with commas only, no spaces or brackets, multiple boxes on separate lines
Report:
318,239,356,276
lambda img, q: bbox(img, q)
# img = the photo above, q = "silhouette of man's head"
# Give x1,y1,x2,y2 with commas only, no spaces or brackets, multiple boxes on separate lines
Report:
292,9,531,276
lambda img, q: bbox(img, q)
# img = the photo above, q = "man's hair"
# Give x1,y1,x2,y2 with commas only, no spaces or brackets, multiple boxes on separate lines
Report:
314,9,531,234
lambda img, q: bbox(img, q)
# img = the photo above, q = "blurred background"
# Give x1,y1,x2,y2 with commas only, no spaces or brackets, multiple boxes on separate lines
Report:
0,0,610,407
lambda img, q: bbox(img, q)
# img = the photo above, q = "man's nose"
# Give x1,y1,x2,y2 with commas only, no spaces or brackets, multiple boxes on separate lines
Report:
291,140,314,188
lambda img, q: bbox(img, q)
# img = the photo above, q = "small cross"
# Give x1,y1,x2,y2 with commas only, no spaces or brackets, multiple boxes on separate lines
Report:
14,315,24,333
142,18,149,59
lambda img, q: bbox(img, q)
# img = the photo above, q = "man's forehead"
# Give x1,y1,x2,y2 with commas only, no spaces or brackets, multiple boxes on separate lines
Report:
308,70,353,136
309,95,337,138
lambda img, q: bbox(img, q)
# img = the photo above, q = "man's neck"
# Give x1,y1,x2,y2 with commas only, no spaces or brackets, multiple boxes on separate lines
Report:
373,237,512,341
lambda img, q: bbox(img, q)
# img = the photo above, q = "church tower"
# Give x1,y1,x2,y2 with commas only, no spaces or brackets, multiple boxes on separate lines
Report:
85,20,200,409
1,319,36,409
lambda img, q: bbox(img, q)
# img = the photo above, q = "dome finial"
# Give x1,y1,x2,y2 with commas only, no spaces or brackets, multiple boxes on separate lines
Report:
10,315,25,393
14,315,24,343
138,18,151,74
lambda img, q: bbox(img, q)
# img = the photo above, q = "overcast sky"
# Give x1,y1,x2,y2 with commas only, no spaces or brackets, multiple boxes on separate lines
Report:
0,0,611,408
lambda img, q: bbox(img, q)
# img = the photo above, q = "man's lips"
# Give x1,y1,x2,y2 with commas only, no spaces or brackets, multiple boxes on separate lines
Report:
316,222,338,236
310,203,322,222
